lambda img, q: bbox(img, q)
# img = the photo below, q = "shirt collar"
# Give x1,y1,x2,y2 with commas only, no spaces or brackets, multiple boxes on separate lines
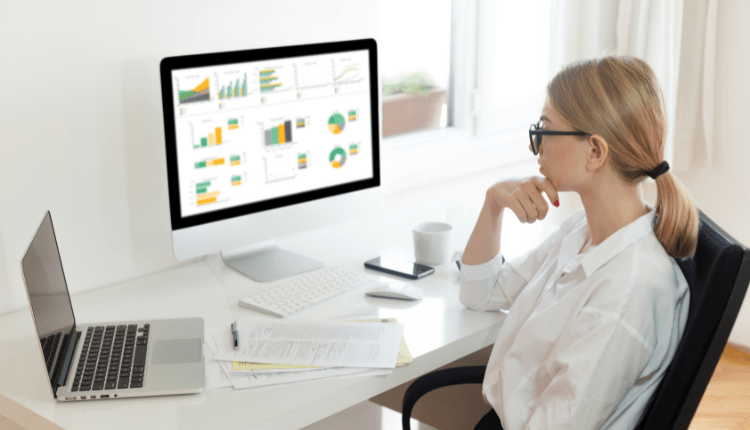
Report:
579,208,657,278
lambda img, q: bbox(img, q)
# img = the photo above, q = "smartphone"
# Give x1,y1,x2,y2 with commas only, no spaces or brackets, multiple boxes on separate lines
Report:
364,256,435,280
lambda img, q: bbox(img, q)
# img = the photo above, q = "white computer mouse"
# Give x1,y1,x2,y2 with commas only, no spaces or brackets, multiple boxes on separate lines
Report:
365,281,423,301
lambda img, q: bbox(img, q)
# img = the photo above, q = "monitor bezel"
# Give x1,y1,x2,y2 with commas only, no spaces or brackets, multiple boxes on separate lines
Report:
159,38,380,231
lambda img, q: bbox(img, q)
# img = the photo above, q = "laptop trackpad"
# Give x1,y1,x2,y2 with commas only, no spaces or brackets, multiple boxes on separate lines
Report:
151,338,202,365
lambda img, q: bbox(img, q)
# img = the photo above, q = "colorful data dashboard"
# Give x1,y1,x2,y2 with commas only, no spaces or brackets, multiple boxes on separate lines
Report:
171,50,373,218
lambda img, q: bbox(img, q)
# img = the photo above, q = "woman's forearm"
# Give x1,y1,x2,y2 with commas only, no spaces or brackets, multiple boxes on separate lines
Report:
462,195,504,265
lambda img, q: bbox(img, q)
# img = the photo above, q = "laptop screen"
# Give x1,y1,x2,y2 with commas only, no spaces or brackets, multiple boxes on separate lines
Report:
21,212,76,388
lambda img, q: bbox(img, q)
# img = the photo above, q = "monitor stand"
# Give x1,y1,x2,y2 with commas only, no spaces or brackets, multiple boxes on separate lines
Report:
221,240,324,282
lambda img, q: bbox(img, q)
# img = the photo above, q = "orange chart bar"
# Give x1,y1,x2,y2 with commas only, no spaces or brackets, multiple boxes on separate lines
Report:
197,190,220,205
197,197,217,205
215,127,222,144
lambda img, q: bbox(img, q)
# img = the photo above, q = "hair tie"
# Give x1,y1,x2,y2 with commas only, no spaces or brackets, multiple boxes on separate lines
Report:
646,161,669,179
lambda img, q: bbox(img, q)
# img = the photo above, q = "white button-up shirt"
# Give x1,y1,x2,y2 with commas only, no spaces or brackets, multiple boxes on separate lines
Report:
460,208,689,430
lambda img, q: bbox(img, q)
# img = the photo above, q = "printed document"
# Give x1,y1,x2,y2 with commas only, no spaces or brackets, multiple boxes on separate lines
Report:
213,319,404,368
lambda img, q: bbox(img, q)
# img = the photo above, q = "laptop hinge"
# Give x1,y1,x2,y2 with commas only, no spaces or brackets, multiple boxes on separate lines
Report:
53,327,80,397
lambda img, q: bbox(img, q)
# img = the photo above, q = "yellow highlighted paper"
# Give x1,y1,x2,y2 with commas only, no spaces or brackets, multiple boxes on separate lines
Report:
231,318,412,372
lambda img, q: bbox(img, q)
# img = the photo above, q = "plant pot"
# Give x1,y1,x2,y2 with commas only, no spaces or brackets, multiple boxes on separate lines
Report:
381,89,447,137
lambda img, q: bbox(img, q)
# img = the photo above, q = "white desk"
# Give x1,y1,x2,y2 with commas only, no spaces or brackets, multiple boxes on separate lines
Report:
0,201,556,430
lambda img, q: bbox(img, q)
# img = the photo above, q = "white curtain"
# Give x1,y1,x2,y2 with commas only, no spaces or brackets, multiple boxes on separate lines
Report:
548,0,717,172
669,0,717,171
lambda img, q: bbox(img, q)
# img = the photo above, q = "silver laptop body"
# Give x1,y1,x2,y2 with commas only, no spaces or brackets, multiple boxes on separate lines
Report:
21,211,205,402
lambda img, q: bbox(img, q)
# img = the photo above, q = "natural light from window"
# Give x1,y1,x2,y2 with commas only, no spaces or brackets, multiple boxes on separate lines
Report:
493,0,551,109
379,0,452,137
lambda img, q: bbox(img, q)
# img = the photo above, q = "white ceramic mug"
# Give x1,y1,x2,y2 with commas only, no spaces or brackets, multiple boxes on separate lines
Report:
413,222,454,266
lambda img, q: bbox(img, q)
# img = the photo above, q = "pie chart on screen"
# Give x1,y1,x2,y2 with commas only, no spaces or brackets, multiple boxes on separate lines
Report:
328,113,345,135
329,147,347,168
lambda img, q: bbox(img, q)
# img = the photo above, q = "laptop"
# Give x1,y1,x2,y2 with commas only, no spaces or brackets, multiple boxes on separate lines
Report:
20,211,205,402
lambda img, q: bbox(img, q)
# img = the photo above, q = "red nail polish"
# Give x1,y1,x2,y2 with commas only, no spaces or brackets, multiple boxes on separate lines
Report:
553,200,559,207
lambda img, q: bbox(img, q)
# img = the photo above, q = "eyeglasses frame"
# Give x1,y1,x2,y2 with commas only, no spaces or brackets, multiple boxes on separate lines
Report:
529,120,590,155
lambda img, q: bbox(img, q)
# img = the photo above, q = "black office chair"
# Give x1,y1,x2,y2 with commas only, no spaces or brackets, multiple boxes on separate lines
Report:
402,210,750,430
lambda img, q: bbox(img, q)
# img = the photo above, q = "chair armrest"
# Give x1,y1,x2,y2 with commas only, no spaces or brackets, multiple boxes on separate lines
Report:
402,365,487,430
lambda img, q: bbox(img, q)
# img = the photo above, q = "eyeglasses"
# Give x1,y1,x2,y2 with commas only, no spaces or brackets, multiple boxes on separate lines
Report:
529,120,589,155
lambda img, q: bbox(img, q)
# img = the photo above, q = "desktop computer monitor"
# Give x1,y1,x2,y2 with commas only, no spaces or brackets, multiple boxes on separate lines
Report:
159,39,381,282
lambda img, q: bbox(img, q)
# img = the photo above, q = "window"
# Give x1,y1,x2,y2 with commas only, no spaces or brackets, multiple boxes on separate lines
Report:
379,0,453,137
476,0,552,136
378,1,553,193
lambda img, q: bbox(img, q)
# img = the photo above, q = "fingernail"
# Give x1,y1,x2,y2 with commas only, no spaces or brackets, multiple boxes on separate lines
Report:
553,200,559,207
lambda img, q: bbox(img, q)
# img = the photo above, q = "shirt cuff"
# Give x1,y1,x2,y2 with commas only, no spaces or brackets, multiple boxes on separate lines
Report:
461,251,504,282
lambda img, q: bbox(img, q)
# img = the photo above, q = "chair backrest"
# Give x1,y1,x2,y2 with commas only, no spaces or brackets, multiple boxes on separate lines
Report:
636,210,750,430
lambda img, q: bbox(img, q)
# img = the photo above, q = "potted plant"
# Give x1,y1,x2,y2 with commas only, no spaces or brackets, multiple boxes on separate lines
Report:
381,71,447,137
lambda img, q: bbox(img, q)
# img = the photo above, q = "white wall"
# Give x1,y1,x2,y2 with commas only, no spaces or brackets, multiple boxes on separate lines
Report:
0,0,380,316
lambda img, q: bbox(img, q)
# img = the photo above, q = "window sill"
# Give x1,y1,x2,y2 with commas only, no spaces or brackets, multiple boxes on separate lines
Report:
380,127,535,195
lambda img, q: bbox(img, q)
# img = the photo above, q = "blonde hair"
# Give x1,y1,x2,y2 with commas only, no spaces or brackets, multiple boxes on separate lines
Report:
547,56,699,259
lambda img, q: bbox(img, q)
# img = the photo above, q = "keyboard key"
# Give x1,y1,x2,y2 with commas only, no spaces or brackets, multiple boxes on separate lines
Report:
118,378,129,389
134,345,147,367
130,382,143,388
105,381,117,390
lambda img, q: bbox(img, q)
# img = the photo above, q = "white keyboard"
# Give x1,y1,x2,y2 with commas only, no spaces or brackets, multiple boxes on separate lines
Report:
238,266,378,318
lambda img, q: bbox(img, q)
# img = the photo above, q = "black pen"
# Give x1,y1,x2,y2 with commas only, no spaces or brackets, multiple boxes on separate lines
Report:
231,322,239,350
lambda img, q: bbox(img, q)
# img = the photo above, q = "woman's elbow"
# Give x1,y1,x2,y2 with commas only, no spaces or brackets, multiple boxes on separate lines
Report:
459,281,491,311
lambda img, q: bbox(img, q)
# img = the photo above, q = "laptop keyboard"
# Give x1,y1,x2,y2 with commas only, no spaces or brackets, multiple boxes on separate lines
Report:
71,324,150,392
41,332,65,375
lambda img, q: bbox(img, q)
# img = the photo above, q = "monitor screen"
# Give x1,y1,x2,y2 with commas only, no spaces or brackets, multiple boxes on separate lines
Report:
160,39,380,231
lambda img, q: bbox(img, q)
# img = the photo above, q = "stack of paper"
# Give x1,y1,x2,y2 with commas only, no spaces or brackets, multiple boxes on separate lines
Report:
206,318,413,390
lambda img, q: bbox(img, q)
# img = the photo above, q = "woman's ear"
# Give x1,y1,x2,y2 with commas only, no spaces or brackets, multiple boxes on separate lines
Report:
587,135,608,171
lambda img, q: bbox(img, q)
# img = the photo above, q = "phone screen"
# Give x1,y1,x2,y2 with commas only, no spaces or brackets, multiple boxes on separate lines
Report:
366,257,433,277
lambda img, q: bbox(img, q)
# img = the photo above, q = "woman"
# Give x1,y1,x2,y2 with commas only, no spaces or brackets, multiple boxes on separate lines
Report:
460,56,698,430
